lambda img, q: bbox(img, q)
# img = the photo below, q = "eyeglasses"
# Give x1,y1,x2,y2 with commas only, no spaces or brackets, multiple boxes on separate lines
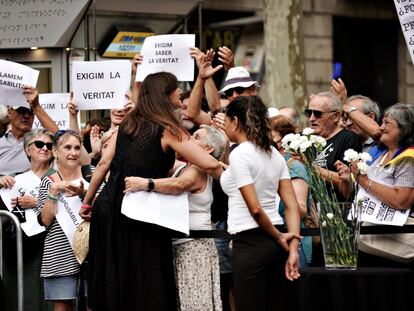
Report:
224,87,246,98
304,109,337,118
30,140,53,150
341,111,370,122
54,129,81,143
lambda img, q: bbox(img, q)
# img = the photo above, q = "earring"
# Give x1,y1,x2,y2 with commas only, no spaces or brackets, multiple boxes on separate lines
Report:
232,128,236,132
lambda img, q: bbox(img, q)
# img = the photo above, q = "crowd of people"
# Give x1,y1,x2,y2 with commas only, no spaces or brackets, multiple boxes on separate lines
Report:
0,44,414,311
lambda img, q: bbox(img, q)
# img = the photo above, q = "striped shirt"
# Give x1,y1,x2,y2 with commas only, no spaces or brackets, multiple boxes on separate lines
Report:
38,176,80,277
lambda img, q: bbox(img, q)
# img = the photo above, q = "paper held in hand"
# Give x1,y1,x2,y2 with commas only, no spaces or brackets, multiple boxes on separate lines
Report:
71,60,131,110
121,190,189,235
135,34,195,82
0,59,39,108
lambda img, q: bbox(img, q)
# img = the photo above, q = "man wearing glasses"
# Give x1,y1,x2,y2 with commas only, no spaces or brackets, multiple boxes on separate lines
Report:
305,91,362,201
0,86,58,176
219,66,258,102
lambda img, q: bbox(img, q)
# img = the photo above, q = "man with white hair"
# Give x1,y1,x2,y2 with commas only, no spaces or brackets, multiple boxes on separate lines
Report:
0,86,58,176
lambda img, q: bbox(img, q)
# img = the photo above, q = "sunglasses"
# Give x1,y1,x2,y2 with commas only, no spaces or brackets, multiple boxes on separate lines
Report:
30,140,53,150
224,87,246,98
304,109,337,118
54,129,81,143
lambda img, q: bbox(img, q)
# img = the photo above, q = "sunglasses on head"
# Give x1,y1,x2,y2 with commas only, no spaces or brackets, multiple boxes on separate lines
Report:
304,109,337,118
30,140,53,150
53,129,80,143
224,87,246,98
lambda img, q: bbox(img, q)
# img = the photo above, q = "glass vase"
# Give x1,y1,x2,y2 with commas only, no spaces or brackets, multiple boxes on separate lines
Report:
318,202,362,270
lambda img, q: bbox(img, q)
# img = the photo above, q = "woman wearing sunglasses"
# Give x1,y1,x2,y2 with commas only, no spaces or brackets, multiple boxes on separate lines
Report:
37,130,88,311
0,128,54,311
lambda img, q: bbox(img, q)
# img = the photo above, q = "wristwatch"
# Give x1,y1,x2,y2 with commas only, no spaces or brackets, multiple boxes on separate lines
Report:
147,178,154,192
346,106,357,116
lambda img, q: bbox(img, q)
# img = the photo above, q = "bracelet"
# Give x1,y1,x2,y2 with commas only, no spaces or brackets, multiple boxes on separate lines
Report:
78,190,87,200
47,193,58,202
366,180,373,193
81,203,93,210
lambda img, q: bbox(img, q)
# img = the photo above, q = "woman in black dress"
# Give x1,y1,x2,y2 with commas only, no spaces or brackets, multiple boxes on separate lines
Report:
80,72,223,310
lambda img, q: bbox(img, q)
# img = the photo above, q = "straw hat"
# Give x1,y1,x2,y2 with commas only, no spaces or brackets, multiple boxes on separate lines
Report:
73,221,90,264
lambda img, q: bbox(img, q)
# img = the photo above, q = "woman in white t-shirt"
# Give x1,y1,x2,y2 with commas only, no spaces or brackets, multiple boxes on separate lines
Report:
220,95,301,311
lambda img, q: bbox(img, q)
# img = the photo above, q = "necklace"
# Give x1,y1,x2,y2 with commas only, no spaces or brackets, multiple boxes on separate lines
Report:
57,170,63,181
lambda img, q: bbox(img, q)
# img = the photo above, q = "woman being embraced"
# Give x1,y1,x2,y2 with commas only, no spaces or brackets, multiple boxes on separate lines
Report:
220,95,301,311
38,130,87,311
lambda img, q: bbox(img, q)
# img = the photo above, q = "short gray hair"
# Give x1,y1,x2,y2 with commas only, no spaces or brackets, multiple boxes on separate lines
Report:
383,103,414,147
315,91,342,112
23,128,54,161
348,95,381,123
199,125,228,160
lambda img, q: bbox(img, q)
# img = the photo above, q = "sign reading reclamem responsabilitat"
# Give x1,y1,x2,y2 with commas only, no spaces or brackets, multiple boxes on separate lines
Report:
71,60,131,110
136,34,195,82
0,59,39,108
33,93,79,130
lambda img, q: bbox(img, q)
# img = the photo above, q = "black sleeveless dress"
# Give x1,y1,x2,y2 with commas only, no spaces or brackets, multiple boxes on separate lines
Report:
88,123,176,311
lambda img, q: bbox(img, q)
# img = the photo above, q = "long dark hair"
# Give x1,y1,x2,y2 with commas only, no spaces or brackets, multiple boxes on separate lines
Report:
123,72,184,140
225,95,272,154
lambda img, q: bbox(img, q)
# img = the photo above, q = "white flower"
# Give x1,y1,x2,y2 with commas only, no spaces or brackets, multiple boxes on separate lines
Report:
343,149,360,162
326,213,334,220
302,127,314,135
359,152,372,163
299,140,313,152
289,139,302,151
313,135,327,149
322,221,327,227
356,161,369,175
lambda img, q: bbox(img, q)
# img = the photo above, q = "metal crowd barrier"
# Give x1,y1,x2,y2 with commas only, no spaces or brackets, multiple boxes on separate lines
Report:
188,224,414,239
0,210,23,311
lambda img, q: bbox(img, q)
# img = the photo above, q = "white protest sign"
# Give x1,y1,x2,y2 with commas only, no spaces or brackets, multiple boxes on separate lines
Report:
71,60,131,110
122,190,189,235
357,187,409,226
394,1,414,65
34,93,79,130
0,171,46,237
55,178,88,249
0,59,39,108
136,34,195,82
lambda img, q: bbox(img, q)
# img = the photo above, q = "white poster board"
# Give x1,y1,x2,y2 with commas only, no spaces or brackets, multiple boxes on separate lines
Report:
55,179,88,249
34,93,79,130
394,1,414,66
0,59,39,108
71,60,131,110
357,187,409,226
121,190,189,235
136,34,195,82
0,171,45,237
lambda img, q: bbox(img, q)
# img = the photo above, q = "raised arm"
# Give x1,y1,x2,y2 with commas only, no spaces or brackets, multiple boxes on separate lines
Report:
23,86,59,134
131,53,143,105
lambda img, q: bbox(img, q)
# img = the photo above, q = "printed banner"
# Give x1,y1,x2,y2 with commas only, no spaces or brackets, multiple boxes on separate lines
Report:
71,60,131,110
357,187,409,226
136,34,195,82
34,93,79,130
394,0,414,66
121,190,189,235
0,171,45,237
55,179,88,248
0,59,39,108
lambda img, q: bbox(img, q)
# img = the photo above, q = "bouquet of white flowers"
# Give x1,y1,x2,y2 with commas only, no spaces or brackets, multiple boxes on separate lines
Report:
282,128,371,268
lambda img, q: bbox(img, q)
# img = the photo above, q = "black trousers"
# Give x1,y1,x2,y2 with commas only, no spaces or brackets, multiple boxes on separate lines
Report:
232,226,288,311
